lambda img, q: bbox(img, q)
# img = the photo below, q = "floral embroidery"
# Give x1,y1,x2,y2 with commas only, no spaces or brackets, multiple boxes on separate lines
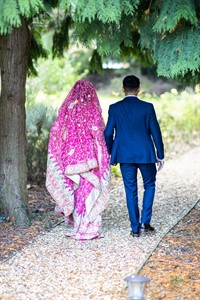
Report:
46,80,110,240
65,159,98,175
69,99,78,109
68,149,75,156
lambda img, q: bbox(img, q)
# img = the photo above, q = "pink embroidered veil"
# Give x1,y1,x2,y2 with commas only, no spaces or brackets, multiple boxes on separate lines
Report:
46,79,110,240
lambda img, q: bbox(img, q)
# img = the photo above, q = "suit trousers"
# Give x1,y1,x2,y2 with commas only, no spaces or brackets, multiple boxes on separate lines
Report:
120,163,157,233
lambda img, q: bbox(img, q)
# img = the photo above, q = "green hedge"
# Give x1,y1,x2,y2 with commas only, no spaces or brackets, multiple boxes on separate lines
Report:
26,103,57,183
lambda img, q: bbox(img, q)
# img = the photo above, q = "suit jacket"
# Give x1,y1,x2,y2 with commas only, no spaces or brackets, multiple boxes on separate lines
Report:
104,96,164,165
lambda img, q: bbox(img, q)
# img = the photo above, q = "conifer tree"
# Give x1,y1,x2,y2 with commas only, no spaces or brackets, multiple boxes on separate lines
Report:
0,0,199,225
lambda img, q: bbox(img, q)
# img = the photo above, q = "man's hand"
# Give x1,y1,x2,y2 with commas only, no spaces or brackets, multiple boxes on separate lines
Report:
157,159,164,171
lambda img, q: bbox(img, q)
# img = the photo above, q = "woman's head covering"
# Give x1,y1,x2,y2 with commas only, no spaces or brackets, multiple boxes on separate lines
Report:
46,79,110,221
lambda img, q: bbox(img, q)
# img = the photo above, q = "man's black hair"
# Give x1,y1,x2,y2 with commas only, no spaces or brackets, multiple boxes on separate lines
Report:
123,75,140,90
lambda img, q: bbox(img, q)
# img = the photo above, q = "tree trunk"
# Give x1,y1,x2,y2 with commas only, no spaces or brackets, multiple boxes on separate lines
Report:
0,19,30,226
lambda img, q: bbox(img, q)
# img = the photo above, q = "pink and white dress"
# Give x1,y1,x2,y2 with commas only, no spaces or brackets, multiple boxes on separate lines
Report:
46,80,110,240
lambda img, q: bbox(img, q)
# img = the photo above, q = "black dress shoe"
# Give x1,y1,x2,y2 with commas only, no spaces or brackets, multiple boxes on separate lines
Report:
140,223,155,232
130,230,140,237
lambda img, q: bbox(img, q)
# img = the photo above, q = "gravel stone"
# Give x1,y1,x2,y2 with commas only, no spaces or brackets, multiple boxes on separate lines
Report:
0,147,199,300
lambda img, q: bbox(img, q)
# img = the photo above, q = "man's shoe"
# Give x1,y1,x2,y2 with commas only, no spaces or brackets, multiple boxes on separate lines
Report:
130,230,140,237
140,223,155,233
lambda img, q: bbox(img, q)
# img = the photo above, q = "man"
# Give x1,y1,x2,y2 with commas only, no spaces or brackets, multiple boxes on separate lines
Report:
104,75,164,237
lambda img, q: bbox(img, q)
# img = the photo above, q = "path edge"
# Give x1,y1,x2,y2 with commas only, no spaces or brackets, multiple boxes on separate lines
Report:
136,196,200,274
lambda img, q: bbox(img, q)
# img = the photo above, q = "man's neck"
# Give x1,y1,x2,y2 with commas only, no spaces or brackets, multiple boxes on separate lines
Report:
124,93,138,97
123,87,139,96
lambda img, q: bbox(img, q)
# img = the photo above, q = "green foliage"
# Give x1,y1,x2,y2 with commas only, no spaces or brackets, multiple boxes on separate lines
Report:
69,0,139,58
27,55,82,95
139,0,200,84
28,25,49,76
153,0,198,33
0,0,50,76
0,0,200,83
0,0,44,34
0,0,21,32
154,27,200,81
26,102,56,183
60,0,139,23
70,48,92,75
143,90,200,154
56,0,140,74
111,165,121,178
71,19,134,66
18,0,43,17
52,14,71,58
89,50,104,74
66,0,200,83
120,30,154,67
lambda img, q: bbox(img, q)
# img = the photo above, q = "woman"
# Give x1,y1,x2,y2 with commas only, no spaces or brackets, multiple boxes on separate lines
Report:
46,79,110,240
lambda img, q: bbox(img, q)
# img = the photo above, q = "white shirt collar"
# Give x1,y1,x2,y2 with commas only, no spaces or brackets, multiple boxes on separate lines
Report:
124,94,138,98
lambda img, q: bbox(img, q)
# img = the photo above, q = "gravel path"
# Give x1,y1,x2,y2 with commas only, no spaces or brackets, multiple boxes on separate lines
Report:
0,147,200,300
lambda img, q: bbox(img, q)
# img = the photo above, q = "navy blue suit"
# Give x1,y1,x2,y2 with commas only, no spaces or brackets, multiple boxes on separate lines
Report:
104,96,164,233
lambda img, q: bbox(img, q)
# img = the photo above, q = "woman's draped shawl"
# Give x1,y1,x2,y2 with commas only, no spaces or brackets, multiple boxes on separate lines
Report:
46,80,110,222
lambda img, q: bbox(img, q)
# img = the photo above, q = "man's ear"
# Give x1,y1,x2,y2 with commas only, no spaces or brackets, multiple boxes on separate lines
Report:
122,86,125,93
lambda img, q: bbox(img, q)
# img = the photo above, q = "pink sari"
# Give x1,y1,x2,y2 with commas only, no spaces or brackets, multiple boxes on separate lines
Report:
46,80,110,240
